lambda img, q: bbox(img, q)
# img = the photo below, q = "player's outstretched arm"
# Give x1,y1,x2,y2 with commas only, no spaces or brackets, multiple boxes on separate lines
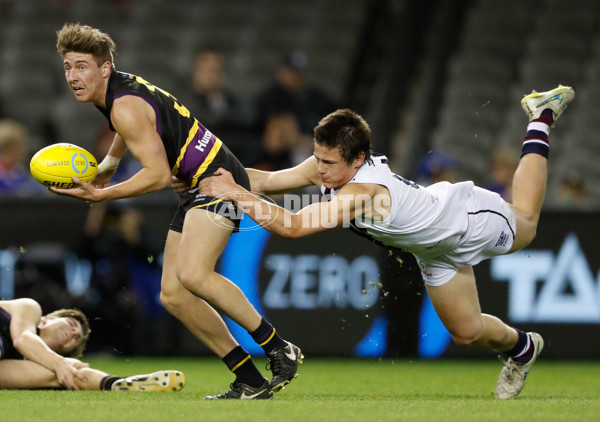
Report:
200,168,374,238
247,155,319,194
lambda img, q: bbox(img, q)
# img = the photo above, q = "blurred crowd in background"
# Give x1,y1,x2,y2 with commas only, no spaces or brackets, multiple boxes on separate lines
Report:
0,0,596,210
0,0,599,356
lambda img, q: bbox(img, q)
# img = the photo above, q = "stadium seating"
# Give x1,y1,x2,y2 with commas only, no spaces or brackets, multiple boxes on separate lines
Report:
0,0,367,153
0,0,598,208
417,0,600,208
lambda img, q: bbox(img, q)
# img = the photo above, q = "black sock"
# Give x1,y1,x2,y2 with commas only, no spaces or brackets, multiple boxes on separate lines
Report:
250,318,287,354
222,346,265,388
505,330,534,364
100,375,121,391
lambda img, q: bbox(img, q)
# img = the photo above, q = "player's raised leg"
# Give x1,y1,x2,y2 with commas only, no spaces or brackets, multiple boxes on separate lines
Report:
495,85,574,399
509,85,574,252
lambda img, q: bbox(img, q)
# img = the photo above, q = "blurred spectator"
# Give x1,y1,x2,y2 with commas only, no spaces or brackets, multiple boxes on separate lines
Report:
417,151,459,185
0,119,46,196
189,46,253,131
555,169,592,210
485,147,519,202
78,203,165,355
256,50,337,136
247,112,313,171
188,46,256,164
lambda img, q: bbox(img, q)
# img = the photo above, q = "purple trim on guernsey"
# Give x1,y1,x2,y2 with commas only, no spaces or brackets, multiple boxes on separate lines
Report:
0,306,10,320
177,127,217,181
113,92,163,137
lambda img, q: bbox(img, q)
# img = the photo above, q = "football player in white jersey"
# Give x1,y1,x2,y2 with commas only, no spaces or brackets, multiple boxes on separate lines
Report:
194,85,574,399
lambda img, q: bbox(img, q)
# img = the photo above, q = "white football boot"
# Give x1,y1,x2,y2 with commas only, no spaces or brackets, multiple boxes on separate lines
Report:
112,370,186,392
521,85,574,124
495,332,544,399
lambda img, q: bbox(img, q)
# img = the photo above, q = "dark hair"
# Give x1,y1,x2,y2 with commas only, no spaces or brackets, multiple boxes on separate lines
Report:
56,23,116,68
45,308,91,358
313,109,372,164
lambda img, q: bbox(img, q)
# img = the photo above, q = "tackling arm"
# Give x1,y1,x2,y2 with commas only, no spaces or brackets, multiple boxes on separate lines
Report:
200,169,375,238
247,155,320,194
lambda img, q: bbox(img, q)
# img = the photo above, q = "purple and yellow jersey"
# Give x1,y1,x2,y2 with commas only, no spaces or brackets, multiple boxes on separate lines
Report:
96,71,241,188
0,306,24,360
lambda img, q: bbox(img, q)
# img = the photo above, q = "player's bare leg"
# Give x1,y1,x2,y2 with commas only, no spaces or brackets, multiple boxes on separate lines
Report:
0,360,185,391
426,267,517,351
0,360,66,389
508,154,547,251
161,210,273,399
175,208,301,395
0,360,103,390
175,209,263,330
0,360,118,390
426,267,542,399
160,229,239,357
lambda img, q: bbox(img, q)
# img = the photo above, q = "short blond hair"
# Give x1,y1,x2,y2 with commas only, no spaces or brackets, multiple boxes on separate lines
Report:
56,23,116,68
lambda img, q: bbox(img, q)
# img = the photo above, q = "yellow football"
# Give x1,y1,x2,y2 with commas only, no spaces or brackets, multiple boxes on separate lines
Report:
30,143,98,188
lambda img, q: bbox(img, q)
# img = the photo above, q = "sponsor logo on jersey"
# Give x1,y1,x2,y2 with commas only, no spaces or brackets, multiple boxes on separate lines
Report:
495,231,509,247
194,129,212,152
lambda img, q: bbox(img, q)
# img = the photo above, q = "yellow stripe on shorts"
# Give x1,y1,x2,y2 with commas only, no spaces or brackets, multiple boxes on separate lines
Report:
191,198,224,209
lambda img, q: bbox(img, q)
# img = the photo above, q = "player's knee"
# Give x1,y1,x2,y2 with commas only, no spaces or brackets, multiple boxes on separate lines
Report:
511,224,538,252
525,226,537,245
159,290,177,313
450,326,484,347
159,287,189,315
176,266,212,296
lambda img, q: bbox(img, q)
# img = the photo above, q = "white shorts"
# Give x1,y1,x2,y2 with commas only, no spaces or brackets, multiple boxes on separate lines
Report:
415,186,516,286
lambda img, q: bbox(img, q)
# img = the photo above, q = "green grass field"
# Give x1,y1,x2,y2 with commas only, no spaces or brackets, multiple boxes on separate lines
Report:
1,357,598,422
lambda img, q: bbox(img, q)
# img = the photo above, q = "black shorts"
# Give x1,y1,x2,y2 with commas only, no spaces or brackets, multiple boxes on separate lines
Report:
169,146,250,233
169,192,245,233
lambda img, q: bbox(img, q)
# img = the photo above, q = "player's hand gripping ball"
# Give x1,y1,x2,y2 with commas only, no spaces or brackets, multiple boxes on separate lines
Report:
30,143,97,188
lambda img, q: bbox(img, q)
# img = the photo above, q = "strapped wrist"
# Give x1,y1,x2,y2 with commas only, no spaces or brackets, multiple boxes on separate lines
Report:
98,155,120,173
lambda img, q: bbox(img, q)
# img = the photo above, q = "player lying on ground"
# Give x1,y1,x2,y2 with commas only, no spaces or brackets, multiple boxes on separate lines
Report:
0,298,185,391
196,86,574,399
